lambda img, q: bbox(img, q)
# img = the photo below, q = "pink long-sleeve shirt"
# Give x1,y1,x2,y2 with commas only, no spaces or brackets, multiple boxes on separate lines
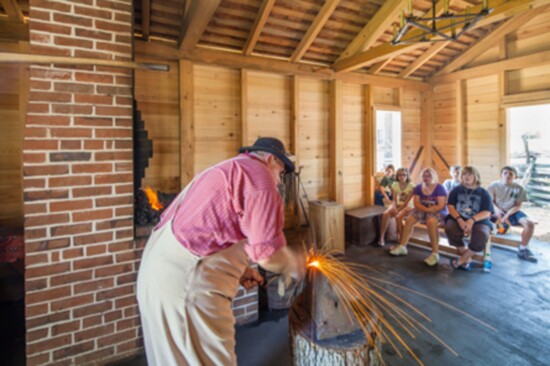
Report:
155,154,286,262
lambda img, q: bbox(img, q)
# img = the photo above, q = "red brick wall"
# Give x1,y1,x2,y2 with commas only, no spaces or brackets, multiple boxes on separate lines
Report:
25,1,137,364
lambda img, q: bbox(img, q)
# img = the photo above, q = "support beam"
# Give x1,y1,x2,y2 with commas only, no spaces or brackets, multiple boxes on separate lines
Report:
141,0,151,40
290,76,301,228
178,0,221,52
421,89,433,171
133,40,431,90
336,0,407,61
244,0,275,55
364,85,374,206
0,18,28,41
429,50,550,83
436,8,542,76
498,71,507,172
329,80,343,204
0,0,25,22
180,60,195,187
398,42,449,78
291,0,341,62
333,0,539,73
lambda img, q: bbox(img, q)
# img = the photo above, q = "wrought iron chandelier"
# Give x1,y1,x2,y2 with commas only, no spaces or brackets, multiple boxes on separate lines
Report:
391,0,493,45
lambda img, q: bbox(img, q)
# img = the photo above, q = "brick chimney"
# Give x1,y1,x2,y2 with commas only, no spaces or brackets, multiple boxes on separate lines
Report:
24,0,138,364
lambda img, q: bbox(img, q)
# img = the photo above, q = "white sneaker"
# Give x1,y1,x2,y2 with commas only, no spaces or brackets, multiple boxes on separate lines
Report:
424,253,440,266
389,245,408,256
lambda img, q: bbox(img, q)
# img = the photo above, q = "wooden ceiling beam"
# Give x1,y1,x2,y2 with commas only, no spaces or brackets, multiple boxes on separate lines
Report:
243,0,276,56
429,49,550,83
435,7,544,75
336,0,407,62
290,0,341,62
0,0,25,23
0,18,28,41
141,0,151,40
177,0,221,52
333,0,539,74
398,41,449,78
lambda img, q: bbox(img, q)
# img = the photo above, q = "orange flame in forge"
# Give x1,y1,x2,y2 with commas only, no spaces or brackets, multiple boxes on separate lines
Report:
143,187,163,211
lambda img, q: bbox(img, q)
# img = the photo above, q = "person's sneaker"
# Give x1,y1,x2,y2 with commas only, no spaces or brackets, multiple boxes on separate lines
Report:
483,260,492,273
389,245,408,256
518,248,538,263
424,253,440,266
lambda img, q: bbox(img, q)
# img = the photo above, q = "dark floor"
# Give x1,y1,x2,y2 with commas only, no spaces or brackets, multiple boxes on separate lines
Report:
111,239,550,366
4,239,550,366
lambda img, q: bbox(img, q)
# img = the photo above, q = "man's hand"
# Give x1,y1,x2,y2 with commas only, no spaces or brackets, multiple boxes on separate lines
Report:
239,267,264,290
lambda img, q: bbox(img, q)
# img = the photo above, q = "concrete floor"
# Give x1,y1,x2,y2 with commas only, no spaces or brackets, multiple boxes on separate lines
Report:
111,238,550,366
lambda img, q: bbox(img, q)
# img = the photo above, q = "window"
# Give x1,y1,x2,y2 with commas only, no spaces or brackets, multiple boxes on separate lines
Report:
508,104,550,166
375,110,402,171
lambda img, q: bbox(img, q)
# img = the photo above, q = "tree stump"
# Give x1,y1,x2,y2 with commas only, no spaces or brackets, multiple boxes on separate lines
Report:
289,273,381,366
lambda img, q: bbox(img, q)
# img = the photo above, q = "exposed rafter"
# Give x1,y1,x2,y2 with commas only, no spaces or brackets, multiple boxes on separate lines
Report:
367,58,394,75
435,6,543,75
141,0,151,40
177,0,221,52
291,0,341,63
333,0,538,74
243,0,276,56
398,42,449,78
0,0,25,23
336,0,407,62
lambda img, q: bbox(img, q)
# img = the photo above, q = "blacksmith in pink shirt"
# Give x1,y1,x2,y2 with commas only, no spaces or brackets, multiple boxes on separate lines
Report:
137,137,305,366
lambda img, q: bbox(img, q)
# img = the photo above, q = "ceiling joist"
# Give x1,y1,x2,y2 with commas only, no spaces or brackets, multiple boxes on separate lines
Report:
332,0,541,73
290,0,341,63
243,0,276,56
178,0,221,52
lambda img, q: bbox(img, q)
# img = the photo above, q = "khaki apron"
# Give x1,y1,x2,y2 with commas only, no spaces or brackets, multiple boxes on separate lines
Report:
137,172,249,366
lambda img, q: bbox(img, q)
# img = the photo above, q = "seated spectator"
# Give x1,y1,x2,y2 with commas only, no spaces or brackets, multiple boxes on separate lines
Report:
378,167,415,246
443,165,461,194
487,166,537,263
389,168,448,266
446,166,493,270
374,164,395,207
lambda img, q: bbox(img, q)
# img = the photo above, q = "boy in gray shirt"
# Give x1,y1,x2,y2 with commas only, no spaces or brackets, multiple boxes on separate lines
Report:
487,166,537,262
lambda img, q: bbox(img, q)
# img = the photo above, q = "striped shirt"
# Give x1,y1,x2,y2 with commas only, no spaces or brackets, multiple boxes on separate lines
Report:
156,154,286,262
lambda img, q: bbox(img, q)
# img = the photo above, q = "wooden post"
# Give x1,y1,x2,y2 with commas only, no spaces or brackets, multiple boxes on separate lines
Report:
421,88,433,170
455,79,465,165
329,79,343,204
364,84,374,206
241,69,249,146
498,71,507,170
291,76,301,228
180,60,195,188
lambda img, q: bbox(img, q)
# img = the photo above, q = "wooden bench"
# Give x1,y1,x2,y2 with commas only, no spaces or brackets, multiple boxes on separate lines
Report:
410,223,520,263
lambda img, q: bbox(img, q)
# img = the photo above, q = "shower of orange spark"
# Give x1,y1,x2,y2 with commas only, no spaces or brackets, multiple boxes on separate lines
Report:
304,247,495,366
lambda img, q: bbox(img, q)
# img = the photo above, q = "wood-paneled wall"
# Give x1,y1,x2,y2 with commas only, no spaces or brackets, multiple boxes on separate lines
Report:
0,62,24,228
431,9,550,184
135,57,180,192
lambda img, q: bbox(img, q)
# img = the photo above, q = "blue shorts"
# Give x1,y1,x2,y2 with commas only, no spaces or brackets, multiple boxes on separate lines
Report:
492,211,528,226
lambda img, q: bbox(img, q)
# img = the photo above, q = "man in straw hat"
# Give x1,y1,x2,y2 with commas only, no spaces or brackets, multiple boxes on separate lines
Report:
137,137,305,366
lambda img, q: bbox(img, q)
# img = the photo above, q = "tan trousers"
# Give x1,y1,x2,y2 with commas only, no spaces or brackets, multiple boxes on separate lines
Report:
137,220,248,366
